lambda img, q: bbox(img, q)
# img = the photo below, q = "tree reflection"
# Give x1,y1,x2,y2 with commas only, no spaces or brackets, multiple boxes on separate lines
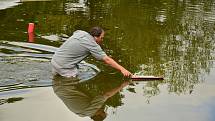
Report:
99,0,215,98
0,0,214,104
160,0,215,94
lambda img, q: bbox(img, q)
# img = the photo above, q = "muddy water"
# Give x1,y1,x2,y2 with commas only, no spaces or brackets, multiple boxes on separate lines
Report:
0,0,215,121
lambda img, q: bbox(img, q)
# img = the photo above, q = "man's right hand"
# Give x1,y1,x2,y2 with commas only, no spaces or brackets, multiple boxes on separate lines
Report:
120,68,132,77
103,56,132,77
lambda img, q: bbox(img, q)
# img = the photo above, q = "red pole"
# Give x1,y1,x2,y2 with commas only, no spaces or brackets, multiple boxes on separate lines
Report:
28,23,35,33
28,32,34,43
28,23,35,42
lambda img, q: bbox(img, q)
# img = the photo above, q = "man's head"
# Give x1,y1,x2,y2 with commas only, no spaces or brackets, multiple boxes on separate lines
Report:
90,108,107,121
89,27,104,44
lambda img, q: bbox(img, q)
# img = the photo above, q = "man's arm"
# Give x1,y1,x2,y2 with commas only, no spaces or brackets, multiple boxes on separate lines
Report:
102,55,132,77
103,81,130,99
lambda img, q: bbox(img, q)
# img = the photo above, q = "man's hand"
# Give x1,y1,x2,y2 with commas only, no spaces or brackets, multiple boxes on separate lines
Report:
120,68,132,77
103,56,132,77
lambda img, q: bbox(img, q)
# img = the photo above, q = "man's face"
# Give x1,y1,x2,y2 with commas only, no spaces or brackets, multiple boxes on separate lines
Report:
95,31,104,45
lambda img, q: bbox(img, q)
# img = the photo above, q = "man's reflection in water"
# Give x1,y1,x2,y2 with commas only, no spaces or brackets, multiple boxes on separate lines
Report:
52,74,129,121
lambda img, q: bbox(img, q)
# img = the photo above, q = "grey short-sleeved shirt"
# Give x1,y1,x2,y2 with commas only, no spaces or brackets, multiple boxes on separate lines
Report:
51,30,107,77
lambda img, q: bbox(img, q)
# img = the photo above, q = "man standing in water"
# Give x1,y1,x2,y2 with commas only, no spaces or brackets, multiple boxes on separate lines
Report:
51,26,132,78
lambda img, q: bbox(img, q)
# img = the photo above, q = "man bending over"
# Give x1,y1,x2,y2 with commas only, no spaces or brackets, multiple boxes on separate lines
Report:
51,27,132,78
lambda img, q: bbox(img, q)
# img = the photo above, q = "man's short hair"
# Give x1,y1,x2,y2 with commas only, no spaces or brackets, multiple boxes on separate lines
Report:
89,27,104,37
90,108,107,121
90,112,106,121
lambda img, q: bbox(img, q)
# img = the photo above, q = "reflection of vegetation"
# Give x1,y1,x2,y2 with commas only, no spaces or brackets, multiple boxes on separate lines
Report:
124,1,214,102
95,0,215,101
0,0,214,105
160,0,215,95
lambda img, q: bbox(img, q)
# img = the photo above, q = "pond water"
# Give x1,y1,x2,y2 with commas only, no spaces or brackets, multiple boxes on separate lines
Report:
0,0,215,121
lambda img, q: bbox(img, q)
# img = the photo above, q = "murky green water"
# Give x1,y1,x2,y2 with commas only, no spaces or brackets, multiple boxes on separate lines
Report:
0,0,215,121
